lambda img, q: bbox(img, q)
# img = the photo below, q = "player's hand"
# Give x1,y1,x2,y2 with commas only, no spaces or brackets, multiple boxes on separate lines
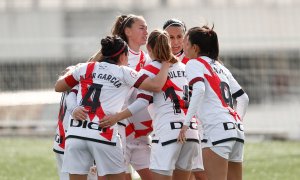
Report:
177,125,188,144
99,115,118,128
72,106,88,121
161,60,171,67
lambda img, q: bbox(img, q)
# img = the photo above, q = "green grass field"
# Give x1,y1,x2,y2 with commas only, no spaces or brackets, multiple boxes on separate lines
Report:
0,138,300,180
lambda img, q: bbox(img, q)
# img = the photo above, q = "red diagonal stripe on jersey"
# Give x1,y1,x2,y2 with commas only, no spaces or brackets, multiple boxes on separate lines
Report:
143,64,181,91
143,64,160,75
162,78,182,91
100,127,114,141
80,62,96,120
181,57,189,65
134,120,153,138
57,120,65,149
135,51,145,72
57,93,67,149
195,58,239,121
144,64,188,114
126,123,135,137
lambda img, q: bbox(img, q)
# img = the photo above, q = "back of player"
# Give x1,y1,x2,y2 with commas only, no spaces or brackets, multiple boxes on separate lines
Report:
138,30,200,180
57,36,139,180
163,19,205,180
55,35,171,180
179,26,249,180
53,66,79,180
53,91,70,180
111,14,153,180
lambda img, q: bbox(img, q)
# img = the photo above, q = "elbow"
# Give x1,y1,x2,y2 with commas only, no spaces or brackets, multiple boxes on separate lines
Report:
151,84,162,92
243,93,250,105
55,82,63,92
55,86,61,92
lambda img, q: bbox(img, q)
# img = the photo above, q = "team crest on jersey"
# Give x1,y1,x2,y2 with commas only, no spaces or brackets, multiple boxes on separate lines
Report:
130,70,138,78
98,65,108,69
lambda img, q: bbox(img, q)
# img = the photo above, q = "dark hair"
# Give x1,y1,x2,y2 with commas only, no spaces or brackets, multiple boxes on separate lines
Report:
111,14,144,43
100,36,128,64
163,19,186,32
147,29,177,64
186,25,219,60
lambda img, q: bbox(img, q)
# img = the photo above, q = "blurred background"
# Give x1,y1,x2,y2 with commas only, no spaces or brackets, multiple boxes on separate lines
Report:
0,0,300,140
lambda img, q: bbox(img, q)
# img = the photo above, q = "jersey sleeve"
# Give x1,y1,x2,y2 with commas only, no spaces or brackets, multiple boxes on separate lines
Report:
144,52,153,66
122,66,149,88
223,67,249,119
226,71,242,95
127,90,152,115
66,85,79,113
65,63,86,88
185,59,205,87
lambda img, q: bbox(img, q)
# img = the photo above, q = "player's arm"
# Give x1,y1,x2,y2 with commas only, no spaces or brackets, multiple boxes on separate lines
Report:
55,74,78,92
66,86,88,121
137,61,170,92
228,71,249,120
178,81,205,143
54,66,78,92
99,94,151,128
232,89,249,120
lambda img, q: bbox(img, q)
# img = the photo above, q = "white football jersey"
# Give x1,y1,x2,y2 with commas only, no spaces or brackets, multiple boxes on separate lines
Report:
175,50,189,65
124,49,153,142
137,61,199,141
53,92,70,154
186,56,242,128
64,62,147,143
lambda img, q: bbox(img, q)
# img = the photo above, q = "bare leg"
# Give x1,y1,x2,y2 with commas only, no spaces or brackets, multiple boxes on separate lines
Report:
190,171,207,180
202,148,228,180
172,168,190,180
105,172,125,180
70,174,87,180
125,173,132,180
227,162,242,180
137,168,153,180
98,175,106,180
152,171,172,180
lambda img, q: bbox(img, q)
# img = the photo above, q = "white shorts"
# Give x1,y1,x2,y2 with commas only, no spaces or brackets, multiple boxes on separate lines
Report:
191,142,204,171
202,122,244,162
55,153,69,180
125,139,151,173
62,137,125,176
150,140,199,174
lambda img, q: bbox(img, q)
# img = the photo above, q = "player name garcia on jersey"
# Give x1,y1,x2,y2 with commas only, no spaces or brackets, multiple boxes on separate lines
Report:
81,72,122,88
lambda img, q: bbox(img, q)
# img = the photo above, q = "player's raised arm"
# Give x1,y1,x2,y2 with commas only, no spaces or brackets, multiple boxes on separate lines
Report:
54,66,77,92
136,29,177,92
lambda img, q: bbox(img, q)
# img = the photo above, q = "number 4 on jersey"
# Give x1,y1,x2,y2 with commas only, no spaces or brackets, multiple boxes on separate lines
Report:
81,83,103,113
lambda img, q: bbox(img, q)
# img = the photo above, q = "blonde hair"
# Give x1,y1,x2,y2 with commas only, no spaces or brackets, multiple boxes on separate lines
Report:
147,29,178,64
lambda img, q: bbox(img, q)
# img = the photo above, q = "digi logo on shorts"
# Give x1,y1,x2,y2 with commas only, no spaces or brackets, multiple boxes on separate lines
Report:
70,119,106,132
170,121,198,130
223,122,244,131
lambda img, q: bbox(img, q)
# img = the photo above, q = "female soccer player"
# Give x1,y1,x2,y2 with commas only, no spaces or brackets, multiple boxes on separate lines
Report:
163,19,189,64
99,30,200,180
163,19,206,180
111,14,153,180
177,26,249,180
55,36,170,180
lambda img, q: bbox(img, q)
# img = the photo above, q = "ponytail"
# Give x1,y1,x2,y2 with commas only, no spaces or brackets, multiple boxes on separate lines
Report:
147,30,178,63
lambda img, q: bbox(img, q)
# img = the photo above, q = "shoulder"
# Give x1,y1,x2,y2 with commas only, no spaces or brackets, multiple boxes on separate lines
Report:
142,61,161,74
171,61,185,70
